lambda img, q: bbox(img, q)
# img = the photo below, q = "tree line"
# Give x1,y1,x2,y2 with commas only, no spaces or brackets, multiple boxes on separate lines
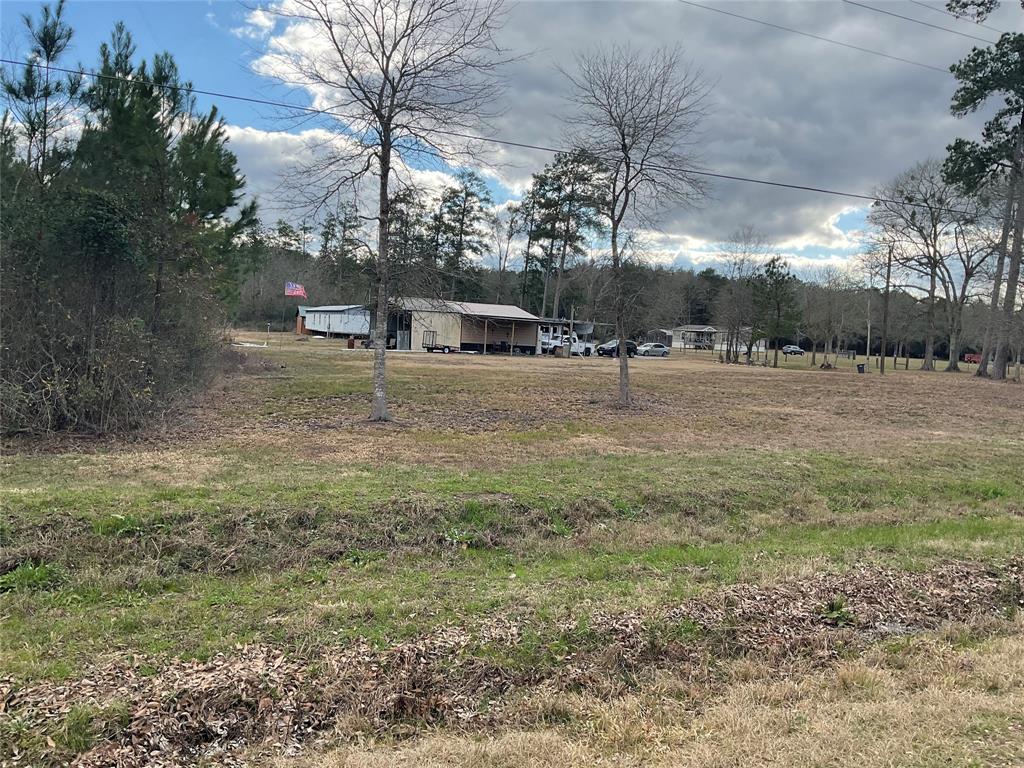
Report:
237,205,1018,376
1,3,256,433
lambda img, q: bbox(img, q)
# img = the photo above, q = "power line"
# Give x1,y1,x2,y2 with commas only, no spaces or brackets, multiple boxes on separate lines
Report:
906,0,1006,36
675,0,950,73
842,0,997,44
410,124,921,207
1,57,972,215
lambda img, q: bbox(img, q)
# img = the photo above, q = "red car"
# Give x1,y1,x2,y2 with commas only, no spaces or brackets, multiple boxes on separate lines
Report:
963,353,982,364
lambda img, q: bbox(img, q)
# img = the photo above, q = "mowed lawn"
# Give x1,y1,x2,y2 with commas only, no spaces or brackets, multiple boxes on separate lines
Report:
2,335,1023,767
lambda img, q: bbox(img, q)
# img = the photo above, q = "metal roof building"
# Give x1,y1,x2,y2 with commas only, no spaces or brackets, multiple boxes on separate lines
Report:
390,298,542,354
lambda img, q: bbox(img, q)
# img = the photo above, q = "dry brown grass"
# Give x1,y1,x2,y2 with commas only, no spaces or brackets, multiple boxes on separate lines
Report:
279,618,1024,768
9,333,1021,481
212,338,1022,469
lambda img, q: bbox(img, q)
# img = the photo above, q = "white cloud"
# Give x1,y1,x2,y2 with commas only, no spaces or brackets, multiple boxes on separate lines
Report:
225,124,464,225
223,0,1017,264
232,7,278,40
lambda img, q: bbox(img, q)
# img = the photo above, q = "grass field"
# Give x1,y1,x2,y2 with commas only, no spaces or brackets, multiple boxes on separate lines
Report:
2,334,1022,767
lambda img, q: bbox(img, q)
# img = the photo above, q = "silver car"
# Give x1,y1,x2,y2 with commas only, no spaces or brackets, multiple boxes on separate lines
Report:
638,342,670,357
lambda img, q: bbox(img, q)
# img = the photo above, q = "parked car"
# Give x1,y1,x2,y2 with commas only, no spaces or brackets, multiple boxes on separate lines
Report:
638,342,670,357
782,344,804,356
596,339,637,358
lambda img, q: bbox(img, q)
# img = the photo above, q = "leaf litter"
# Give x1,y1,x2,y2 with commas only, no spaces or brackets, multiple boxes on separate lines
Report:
2,558,1020,767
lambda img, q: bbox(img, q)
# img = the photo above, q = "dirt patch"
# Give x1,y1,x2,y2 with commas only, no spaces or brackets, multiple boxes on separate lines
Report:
4,558,1020,767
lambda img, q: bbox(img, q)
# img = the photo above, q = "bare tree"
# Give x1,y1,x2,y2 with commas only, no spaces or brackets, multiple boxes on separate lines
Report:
489,205,519,302
937,195,997,370
563,45,708,405
859,236,899,374
260,0,507,420
808,266,859,367
714,226,768,363
870,160,968,371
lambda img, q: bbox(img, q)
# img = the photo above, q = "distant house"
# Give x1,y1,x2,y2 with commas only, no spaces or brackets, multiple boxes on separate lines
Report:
671,325,718,349
671,324,766,353
390,298,541,354
296,305,370,338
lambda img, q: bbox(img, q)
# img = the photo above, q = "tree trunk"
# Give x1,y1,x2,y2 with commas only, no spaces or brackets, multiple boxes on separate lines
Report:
611,221,630,406
946,323,961,372
552,215,571,319
495,264,505,303
977,175,1017,376
880,245,892,376
540,241,553,317
451,202,467,299
992,182,1024,381
152,256,164,336
519,217,535,308
921,269,937,371
370,145,391,422
865,292,872,367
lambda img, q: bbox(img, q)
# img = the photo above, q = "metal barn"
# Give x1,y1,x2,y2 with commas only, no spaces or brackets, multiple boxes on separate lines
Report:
389,298,542,354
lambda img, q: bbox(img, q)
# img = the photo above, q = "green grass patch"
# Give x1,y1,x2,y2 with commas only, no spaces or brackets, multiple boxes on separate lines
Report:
0,562,64,593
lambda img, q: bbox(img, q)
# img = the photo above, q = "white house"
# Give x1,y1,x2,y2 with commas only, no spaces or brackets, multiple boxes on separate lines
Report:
296,305,370,338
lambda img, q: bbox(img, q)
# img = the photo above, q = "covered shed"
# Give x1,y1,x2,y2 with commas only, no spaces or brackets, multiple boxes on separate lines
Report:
391,298,541,354
646,328,673,346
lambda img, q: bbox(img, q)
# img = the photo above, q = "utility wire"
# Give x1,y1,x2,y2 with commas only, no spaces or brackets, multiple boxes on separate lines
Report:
0,57,974,215
675,0,949,73
906,0,1006,36
842,0,997,44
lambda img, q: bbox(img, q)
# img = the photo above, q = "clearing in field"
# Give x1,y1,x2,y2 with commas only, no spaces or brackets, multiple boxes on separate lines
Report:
2,337,1022,767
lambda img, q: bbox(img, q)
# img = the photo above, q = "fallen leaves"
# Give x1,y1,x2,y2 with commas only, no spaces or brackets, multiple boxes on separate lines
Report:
3,558,1021,768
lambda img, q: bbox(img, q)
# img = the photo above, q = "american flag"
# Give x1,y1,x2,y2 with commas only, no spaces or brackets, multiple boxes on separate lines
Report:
285,281,307,298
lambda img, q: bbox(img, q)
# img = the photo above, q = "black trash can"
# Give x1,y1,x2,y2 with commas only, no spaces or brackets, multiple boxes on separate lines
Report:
856,363,866,374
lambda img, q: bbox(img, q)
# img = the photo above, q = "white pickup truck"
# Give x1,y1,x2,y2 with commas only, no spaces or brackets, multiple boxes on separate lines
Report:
544,333,595,357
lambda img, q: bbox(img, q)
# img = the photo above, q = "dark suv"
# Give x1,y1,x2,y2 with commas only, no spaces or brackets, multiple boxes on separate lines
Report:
596,339,637,358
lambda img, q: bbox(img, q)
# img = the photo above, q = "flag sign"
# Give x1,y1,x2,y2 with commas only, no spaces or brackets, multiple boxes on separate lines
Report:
285,281,307,298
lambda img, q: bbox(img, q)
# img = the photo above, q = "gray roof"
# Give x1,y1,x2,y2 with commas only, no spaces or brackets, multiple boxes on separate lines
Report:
305,304,365,312
673,324,718,332
397,297,539,322
457,301,539,321
297,304,366,317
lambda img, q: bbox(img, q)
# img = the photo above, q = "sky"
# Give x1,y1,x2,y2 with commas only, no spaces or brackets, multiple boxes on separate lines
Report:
2,0,1021,273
